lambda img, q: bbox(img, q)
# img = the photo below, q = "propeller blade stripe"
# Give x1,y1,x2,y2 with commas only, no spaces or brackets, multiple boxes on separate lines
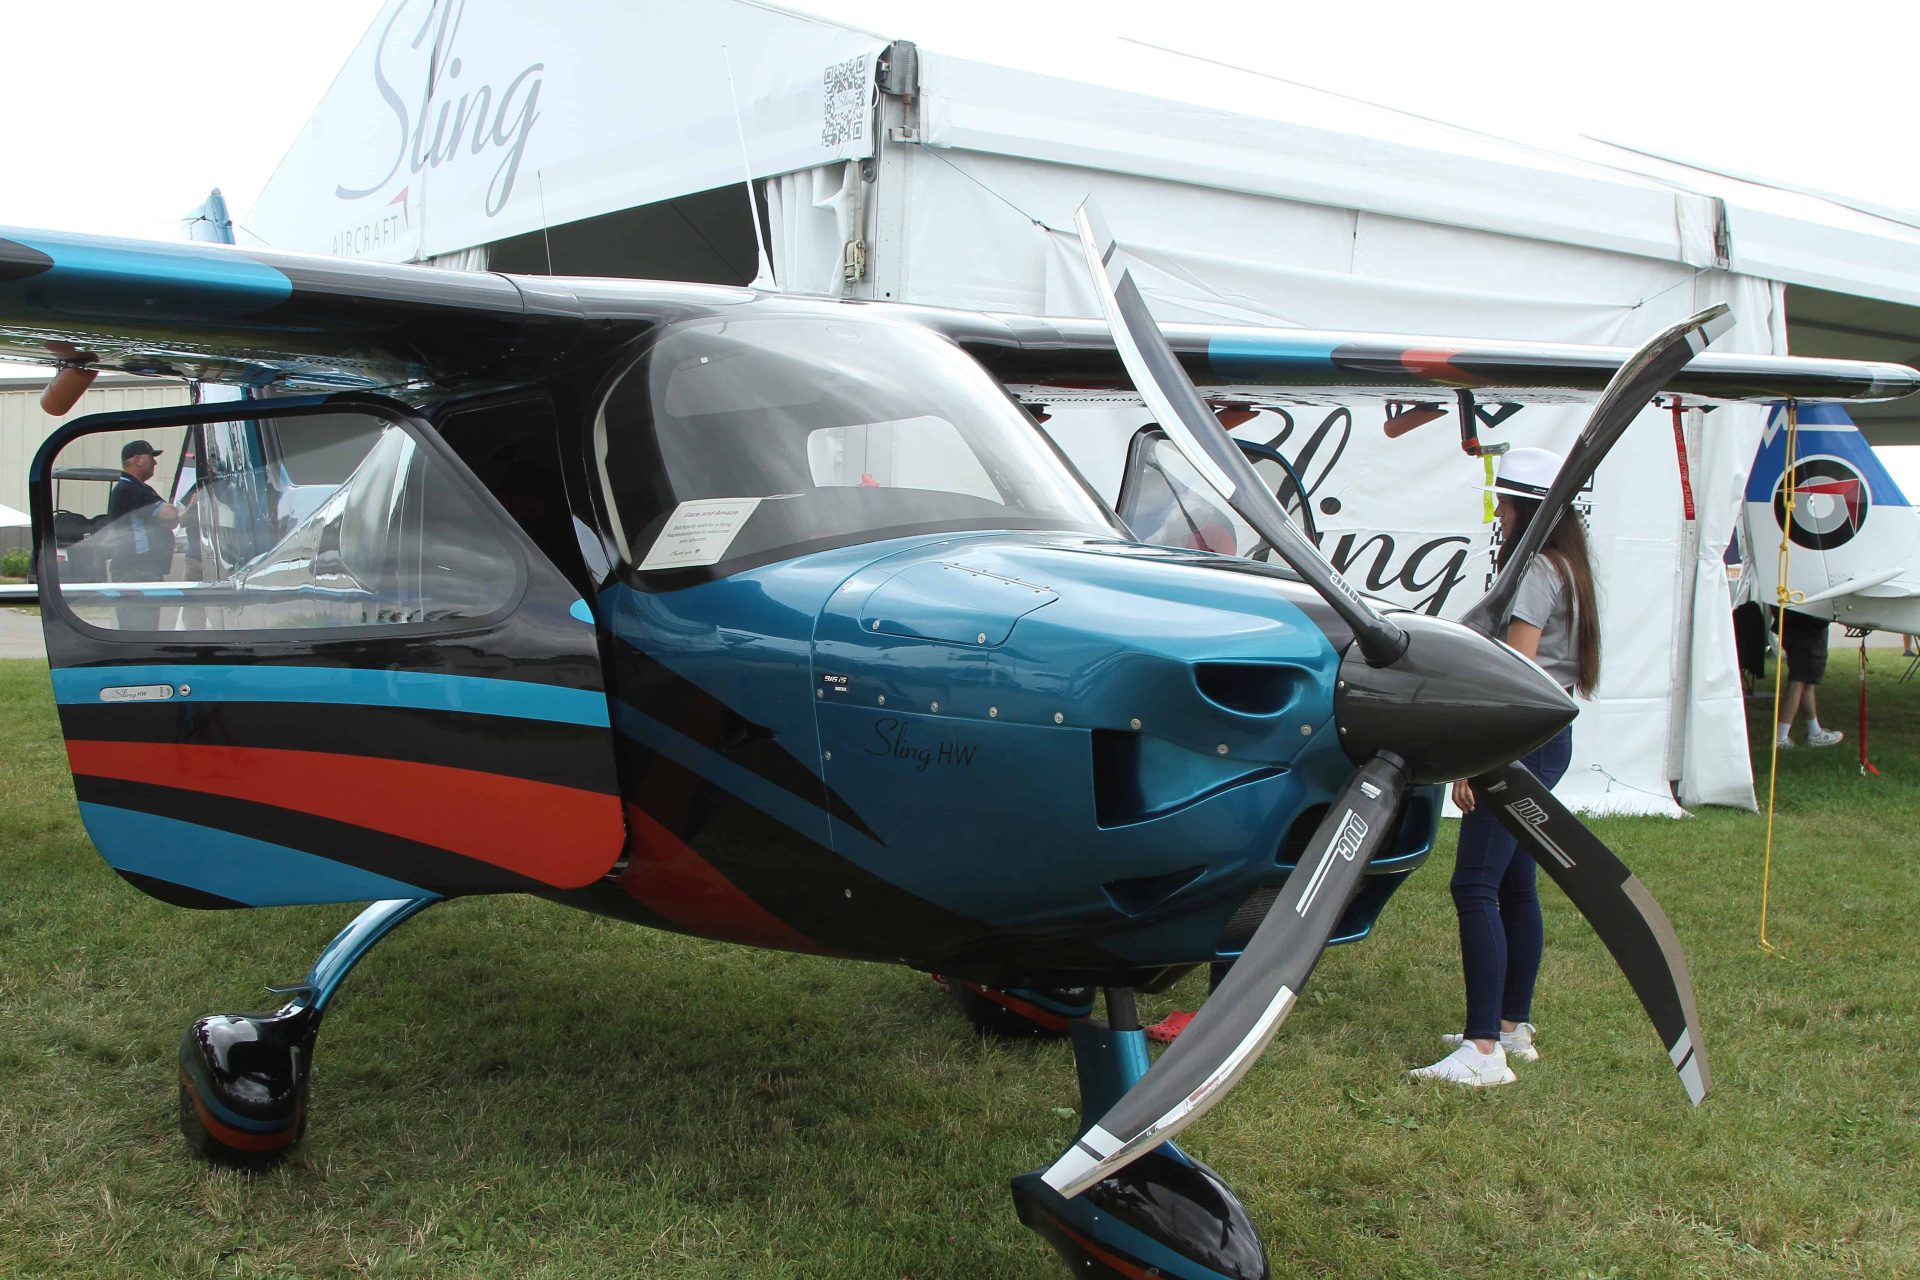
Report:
1293,809,1369,916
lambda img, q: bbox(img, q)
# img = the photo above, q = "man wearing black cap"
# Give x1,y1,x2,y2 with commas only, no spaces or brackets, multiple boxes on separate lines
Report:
107,439,181,628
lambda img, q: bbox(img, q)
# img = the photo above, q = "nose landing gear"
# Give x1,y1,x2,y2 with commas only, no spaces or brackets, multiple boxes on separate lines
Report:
1013,990,1271,1279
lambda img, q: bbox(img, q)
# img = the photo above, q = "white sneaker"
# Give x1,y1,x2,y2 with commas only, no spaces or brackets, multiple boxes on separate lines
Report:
1442,1022,1539,1063
1410,1042,1516,1087
1806,727,1844,748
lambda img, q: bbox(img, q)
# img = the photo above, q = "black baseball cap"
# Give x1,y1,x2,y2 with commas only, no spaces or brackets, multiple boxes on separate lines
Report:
121,439,163,462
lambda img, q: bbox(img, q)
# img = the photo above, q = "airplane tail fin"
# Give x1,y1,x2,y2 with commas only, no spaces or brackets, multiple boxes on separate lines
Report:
1746,403,1911,510
1744,403,1920,628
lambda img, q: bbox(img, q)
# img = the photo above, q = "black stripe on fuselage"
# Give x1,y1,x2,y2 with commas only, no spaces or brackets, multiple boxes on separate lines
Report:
72,775,551,896
605,733,1130,973
609,637,883,844
57,700,615,793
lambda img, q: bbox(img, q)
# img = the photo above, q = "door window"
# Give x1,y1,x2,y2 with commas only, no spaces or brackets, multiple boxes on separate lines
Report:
46,409,523,634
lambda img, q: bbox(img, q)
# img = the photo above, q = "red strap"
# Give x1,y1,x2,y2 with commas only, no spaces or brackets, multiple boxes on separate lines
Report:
1860,638,1880,776
1670,400,1697,521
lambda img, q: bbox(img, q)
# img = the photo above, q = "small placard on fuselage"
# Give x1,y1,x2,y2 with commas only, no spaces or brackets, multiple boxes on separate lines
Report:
639,498,763,570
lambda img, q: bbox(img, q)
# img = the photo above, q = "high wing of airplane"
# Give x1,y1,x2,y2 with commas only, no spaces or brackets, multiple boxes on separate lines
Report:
1739,403,1920,634
3,218,1915,1280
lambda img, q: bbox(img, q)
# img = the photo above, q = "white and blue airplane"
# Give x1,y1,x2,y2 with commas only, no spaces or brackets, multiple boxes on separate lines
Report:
1741,404,1920,632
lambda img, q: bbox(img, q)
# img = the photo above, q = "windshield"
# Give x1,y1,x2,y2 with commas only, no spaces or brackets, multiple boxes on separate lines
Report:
594,313,1119,575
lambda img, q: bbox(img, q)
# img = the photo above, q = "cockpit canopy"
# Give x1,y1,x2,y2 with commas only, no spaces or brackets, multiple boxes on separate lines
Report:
593,312,1120,577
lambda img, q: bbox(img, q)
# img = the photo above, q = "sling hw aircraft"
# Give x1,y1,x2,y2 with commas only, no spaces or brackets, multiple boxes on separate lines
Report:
2,206,1913,1280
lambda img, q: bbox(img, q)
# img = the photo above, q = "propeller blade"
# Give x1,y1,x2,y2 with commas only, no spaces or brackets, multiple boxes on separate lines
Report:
1074,201,1409,668
1471,761,1710,1105
1042,752,1409,1198
1460,304,1734,637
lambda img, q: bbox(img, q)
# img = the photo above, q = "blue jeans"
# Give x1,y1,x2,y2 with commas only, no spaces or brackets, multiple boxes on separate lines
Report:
1450,726,1573,1040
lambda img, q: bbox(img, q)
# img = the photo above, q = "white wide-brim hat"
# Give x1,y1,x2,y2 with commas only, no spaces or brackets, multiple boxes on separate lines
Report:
1479,446,1566,501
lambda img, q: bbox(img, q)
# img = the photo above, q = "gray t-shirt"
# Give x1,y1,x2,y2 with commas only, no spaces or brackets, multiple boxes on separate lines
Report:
1510,557,1579,690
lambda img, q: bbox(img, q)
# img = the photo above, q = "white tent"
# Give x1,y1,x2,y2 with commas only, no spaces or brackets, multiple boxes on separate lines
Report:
244,0,1920,815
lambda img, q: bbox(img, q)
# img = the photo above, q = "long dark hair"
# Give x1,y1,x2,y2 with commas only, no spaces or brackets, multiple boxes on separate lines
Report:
1497,498,1602,697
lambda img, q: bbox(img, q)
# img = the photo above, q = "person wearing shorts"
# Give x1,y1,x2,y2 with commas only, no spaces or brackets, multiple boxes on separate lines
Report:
1774,608,1842,748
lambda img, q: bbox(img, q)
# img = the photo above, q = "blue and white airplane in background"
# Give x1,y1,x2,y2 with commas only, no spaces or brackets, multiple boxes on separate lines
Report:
1742,404,1920,632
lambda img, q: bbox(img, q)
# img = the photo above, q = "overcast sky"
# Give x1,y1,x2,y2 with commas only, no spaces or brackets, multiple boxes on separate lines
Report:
1,0,1915,238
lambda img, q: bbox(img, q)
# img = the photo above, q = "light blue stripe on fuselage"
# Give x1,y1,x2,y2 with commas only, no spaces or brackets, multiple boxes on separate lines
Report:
79,803,429,906
51,664,609,727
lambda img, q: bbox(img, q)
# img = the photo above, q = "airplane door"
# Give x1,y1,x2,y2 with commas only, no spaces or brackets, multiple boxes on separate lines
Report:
30,395,625,908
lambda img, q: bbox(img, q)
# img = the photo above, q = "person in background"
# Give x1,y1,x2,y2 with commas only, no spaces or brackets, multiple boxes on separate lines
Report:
1773,608,1843,748
1412,447,1600,1088
107,438,181,630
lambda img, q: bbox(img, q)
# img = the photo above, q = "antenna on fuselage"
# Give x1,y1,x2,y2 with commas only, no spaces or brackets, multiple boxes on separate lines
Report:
722,45,779,291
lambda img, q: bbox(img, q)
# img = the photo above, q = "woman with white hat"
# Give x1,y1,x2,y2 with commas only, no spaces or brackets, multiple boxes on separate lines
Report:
1411,446,1601,1087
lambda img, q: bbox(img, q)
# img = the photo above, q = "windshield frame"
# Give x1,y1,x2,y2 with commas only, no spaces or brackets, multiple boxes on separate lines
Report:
591,305,1125,588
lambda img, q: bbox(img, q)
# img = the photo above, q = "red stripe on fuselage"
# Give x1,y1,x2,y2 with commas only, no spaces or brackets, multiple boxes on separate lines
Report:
615,802,830,955
1400,348,1485,387
66,740,621,887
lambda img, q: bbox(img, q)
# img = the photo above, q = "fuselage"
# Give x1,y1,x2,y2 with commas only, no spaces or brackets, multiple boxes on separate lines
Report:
529,299,1439,987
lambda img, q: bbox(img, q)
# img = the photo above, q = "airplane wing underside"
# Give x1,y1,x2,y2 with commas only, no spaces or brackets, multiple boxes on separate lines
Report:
0,227,615,392
925,312,1920,409
4,225,1918,408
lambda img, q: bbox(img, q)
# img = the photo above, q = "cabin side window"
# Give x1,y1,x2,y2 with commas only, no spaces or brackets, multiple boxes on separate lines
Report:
46,412,523,634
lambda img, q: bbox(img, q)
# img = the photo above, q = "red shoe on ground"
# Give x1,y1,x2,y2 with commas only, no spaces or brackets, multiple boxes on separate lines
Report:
1145,1010,1195,1043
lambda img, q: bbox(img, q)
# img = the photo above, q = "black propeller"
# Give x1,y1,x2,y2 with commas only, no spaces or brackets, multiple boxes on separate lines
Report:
1046,753,1408,1197
1047,201,1718,1197
1073,203,1409,669
1458,304,1733,639
1468,763,1709,1103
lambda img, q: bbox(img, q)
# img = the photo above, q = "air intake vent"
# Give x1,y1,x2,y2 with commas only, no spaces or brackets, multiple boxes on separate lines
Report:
1216,885,1281,952
1104,865,1206,917
1194,662,1300,716
1216,803,1326,951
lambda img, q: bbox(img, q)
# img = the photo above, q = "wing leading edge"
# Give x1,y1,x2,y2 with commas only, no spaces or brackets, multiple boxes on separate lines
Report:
925,311,1920,409
5,224,1916,406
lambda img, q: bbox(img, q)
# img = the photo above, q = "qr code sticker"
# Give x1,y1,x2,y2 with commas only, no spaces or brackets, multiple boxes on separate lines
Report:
821,56,867,148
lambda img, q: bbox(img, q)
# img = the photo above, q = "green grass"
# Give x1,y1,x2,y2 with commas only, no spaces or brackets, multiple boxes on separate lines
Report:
2,655,1917,1278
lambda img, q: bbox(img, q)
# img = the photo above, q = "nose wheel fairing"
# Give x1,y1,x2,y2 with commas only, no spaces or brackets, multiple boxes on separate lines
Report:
1012,1008,1270,1280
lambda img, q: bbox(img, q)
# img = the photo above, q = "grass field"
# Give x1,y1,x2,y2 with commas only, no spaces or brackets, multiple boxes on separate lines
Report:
2,653,1917,1278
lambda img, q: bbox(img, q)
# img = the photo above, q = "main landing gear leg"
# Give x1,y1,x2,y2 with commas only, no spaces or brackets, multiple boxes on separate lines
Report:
1011,988,1271,1279
178,896,439,1166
